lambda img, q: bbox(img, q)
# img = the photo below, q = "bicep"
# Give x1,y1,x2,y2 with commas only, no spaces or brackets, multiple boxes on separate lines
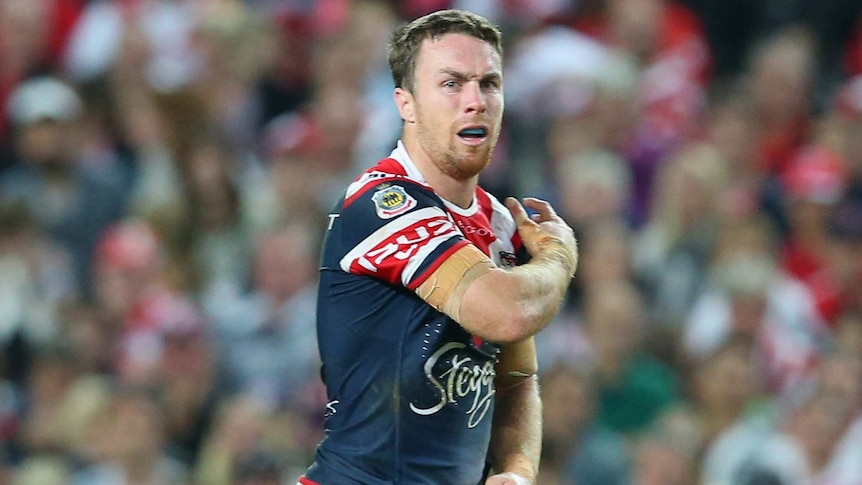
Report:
414,244,535,342
413,243,497,321
414,244,554,343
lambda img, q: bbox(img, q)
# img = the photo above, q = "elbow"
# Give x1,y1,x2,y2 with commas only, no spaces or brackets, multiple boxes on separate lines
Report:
459,269,560,344
487,305,546,344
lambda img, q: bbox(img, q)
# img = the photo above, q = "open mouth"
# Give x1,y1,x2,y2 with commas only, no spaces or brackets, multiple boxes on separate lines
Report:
457,126,488,142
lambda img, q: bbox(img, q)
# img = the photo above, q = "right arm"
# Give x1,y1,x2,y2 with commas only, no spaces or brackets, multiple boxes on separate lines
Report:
416,197,577,344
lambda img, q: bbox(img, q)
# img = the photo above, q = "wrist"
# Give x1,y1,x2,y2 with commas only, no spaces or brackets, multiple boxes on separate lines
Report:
534,236,578,278
496,472,532,485
493,455,537,485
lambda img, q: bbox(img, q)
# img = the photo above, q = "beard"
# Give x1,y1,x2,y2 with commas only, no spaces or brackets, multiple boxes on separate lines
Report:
414,113,497,181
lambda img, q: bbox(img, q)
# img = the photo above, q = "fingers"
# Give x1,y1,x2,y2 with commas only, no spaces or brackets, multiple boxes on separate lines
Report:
507,196,565,229
505,197,535,229
522,197,558,223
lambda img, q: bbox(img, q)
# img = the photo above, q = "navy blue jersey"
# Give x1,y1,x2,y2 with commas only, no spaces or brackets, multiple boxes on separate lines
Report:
302,142,527,485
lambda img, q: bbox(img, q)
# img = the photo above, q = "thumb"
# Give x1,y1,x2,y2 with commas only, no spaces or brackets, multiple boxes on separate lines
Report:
505,197,535,229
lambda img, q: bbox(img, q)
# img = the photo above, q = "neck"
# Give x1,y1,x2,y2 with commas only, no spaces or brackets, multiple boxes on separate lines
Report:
402,136,477,209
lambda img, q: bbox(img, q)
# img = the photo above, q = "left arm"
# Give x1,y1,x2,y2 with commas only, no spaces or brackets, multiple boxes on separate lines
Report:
486,337,542,484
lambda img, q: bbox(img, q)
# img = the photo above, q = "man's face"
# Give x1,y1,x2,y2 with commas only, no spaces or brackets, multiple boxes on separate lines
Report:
403,33,503,180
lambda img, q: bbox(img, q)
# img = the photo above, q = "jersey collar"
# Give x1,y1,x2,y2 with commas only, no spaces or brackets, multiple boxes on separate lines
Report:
390,140,479,217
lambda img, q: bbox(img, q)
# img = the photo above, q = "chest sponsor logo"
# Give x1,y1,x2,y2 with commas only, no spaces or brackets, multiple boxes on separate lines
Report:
455,219,496,239
410,342,496,428
372,185,416,219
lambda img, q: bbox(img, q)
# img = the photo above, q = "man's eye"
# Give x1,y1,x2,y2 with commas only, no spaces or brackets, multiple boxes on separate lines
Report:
443,80,459,88
481,80,499,90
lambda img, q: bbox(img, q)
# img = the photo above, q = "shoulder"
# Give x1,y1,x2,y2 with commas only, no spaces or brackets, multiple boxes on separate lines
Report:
336,158,449,235
344,157,430,208
327,160,467,288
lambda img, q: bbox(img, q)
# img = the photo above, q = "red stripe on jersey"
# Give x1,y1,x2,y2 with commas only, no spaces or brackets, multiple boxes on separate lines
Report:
347,215,460,285
406,239,470,290
298,477,321,485
478,186,524,256
511,231,524,253
343,158,411,208
450,210,497,256
376,157,410,176
476,187,495,222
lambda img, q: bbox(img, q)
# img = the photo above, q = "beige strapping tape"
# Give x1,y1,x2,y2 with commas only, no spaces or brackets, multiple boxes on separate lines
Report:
416,245,495,321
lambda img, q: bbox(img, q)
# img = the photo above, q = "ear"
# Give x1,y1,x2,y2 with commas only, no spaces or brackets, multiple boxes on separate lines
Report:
394,87,416,123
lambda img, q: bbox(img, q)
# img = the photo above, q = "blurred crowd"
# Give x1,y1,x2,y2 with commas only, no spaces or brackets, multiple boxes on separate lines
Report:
0,0,861,484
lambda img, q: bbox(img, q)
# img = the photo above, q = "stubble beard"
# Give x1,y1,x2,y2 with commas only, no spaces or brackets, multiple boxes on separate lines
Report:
415,120,496,182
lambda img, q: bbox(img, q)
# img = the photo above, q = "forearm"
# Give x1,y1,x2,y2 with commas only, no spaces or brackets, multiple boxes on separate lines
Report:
415,197,577,344
488,375,542,482
504,244,575,327
466,199,578,342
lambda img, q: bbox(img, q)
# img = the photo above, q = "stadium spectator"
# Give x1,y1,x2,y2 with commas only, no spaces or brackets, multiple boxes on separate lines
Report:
1,1,861,482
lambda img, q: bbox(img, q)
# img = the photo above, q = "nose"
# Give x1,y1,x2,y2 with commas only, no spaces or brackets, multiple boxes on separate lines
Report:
462,81,486,114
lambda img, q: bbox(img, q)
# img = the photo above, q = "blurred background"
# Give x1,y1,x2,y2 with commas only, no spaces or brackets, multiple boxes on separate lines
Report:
0,0,861,484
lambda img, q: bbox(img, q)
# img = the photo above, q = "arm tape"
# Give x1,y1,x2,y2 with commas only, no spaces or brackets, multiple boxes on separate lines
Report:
534,236,578,278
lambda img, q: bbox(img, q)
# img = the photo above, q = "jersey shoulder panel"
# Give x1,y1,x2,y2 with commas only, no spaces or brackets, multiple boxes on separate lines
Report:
332,161,468,289
344,157,414,206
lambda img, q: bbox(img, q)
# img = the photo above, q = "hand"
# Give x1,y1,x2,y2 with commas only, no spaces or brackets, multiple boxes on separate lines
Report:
505,197,577,272
485,472,532,485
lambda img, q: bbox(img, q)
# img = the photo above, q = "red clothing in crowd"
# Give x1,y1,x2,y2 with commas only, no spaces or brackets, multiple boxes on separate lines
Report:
781,241,844,325
0,0,83,140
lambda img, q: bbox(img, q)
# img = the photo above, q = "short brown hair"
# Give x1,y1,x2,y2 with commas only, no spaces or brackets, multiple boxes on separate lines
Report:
387,9,503,92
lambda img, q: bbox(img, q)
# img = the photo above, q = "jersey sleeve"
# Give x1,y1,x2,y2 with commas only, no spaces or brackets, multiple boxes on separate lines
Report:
337,179,469,290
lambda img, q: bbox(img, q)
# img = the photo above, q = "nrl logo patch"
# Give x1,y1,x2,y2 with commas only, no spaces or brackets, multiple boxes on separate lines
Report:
372,185,416,219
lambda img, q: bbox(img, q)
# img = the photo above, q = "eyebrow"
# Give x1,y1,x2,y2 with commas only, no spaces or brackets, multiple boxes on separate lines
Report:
438,69,502,84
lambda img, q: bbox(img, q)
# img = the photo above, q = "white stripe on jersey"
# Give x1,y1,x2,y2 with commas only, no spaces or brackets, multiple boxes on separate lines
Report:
400,223,461,286
339,207,459,280
390,140,427,183
345,171,398,200
487,195,519,252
